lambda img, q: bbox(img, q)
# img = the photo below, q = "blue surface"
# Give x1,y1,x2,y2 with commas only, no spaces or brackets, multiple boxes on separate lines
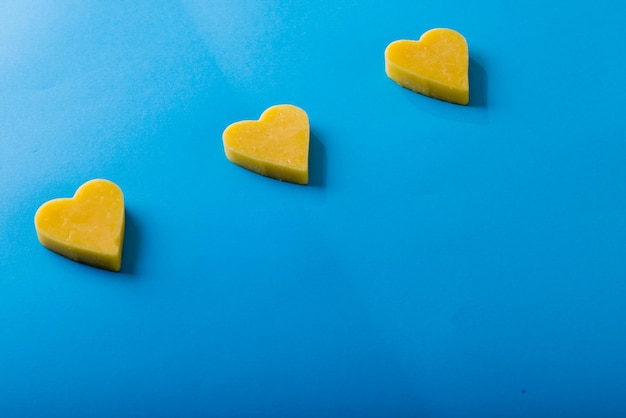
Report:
2,1,626,416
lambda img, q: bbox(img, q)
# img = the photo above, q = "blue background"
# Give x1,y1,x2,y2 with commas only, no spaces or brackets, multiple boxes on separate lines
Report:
2,1,626,417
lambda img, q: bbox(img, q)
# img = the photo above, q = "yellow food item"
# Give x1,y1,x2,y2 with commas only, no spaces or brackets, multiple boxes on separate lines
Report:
222,104,309,185
385,28,469,105
34,179,125,272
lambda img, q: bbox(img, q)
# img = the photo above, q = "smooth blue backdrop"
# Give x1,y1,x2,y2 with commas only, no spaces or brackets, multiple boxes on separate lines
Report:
2,1,626,417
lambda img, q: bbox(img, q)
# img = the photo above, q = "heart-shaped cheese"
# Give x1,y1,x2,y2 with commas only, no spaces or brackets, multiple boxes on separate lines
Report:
222,104,309,185
34,179,125,272
385,28,469,105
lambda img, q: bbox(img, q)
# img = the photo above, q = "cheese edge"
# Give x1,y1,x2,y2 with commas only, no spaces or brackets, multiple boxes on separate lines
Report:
384,35,470,105
33,180,126,272
223,145,309,185
222,105,310,185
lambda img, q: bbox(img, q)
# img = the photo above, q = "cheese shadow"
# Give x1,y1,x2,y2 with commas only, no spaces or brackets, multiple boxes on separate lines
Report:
309,132,326,188
120,209,140,276
469,57,488,108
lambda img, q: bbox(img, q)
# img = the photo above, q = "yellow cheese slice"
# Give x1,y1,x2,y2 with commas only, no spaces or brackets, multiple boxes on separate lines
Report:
222,104,309,185
385,28,469,105
34,179,125,272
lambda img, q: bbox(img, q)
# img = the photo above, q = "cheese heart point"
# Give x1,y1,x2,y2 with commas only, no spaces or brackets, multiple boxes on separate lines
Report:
34,179,125,272
385,28,469,105
222,104,310,185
